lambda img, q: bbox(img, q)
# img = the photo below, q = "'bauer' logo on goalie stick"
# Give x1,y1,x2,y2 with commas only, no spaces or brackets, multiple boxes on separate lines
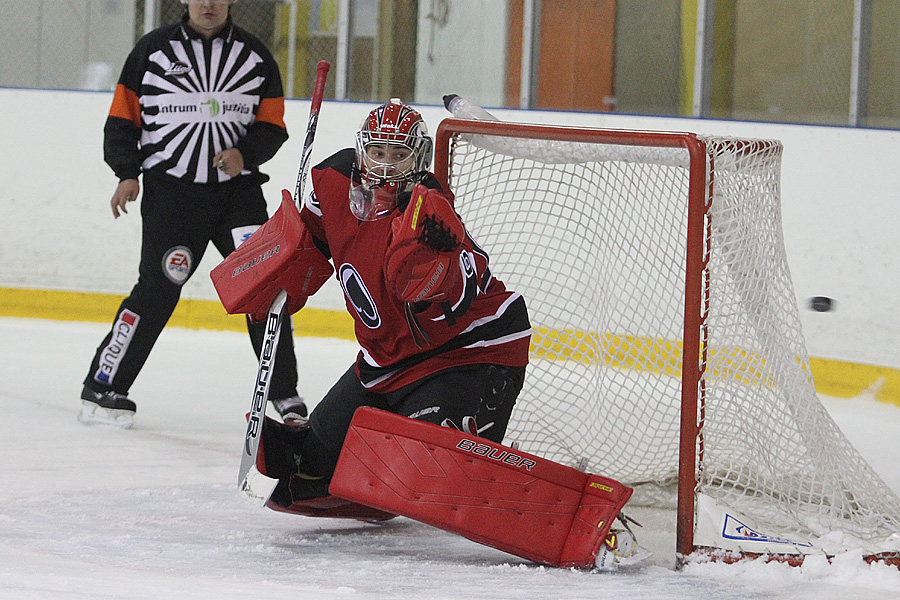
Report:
244,308,280,455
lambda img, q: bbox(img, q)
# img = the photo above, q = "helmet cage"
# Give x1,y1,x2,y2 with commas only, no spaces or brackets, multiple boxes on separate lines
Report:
350,100,433,221
354,100,433,187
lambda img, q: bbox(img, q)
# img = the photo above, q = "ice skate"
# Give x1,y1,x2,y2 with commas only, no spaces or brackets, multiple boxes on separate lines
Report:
78,386,136,429
258,416,329,507
594,515,652,571
271,396,308,426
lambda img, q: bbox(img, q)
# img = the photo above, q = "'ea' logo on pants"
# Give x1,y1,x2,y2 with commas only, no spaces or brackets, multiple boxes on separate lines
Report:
162,246,193,284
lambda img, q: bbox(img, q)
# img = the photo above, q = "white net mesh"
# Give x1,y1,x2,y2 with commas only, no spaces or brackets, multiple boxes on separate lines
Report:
443,124,900,555
699,137,900,548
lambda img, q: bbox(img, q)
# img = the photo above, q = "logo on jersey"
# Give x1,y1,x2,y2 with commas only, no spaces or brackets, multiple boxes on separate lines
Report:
437,250,479,325
460,250,476,278
165,60,192,77
162,246,193,284
154,96,253,120
201,98,220,117
94,309,140,385
145,42,265,182
339,264,380,328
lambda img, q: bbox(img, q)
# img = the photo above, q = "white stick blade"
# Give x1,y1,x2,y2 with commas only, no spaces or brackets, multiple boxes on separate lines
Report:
239,466,279,507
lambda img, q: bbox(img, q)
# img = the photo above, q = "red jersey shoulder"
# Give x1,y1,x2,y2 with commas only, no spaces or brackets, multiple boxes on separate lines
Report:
312,149,356,183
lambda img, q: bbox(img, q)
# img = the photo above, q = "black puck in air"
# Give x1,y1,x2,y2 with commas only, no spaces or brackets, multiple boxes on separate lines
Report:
808,296,834,312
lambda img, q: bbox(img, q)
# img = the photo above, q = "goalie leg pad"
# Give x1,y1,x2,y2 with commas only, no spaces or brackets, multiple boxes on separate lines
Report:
211,189,333,321
328,407,633,568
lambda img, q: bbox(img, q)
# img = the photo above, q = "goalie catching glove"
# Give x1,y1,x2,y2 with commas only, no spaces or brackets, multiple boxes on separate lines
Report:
384,184,466,304
211,189,333,321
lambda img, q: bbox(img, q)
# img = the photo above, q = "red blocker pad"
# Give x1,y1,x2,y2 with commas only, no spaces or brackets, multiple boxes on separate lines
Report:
329,407,633,568
211,189,333,320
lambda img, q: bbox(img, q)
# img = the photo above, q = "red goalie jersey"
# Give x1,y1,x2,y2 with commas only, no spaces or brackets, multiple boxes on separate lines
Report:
303,148,531,393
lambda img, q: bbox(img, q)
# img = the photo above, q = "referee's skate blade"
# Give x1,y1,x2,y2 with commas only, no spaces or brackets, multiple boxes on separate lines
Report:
77,400,134,429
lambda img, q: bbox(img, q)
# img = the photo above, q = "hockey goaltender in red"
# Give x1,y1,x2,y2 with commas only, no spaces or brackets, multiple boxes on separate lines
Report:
211,98,642,570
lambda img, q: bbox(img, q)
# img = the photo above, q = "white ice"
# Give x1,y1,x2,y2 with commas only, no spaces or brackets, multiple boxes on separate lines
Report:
1,317,899,600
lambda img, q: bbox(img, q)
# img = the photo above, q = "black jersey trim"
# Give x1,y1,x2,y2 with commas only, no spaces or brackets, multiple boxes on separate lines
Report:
356,294,530,387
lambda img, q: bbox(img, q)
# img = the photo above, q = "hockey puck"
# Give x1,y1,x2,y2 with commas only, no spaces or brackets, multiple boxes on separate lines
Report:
808,296,834,312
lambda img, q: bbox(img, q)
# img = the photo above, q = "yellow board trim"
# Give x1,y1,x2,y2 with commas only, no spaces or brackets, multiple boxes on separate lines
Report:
0,287,356,341
2,287,898,407
528,325,900,408
808,357,900,407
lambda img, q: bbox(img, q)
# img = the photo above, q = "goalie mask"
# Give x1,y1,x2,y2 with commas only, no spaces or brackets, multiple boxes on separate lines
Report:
350,99,433,221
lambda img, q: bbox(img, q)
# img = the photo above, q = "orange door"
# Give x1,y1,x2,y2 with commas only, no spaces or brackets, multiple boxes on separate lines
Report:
507,0,617,111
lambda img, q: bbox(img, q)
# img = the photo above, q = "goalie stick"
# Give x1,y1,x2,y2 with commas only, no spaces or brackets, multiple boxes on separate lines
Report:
293,61,330,208
238,60,331,505
238,289,287,504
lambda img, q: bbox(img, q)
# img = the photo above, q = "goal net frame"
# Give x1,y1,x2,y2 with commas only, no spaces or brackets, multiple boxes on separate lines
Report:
433,116,900,568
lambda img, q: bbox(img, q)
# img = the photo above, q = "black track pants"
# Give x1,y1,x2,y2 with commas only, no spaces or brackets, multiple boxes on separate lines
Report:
83,171,298,400
305,363,526,478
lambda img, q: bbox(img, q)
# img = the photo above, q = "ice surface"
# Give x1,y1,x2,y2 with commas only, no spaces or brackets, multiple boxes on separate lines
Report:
1,318,898,599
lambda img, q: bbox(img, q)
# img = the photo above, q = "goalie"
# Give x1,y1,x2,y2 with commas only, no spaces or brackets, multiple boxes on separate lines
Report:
212,99,639,569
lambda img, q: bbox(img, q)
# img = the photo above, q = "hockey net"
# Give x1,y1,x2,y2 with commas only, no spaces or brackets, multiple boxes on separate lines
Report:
433,117,900,566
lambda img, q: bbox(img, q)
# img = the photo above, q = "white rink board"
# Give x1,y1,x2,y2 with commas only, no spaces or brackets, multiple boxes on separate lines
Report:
1,88,898,369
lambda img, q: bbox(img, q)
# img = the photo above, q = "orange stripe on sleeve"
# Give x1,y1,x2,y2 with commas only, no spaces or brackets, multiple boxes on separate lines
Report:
108,84,141,128
255,97,287,129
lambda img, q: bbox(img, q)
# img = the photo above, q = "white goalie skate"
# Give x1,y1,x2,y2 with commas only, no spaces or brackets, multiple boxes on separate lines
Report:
594,516,652,571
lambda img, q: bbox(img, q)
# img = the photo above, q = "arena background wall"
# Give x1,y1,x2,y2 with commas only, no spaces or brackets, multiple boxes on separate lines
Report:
1,88,897,405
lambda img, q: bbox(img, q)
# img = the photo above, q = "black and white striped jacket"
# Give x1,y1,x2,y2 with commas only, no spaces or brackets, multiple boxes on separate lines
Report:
104,15,287,184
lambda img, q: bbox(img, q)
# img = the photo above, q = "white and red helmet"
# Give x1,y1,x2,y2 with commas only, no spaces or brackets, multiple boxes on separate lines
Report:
350,99,433,221
355,99,433,184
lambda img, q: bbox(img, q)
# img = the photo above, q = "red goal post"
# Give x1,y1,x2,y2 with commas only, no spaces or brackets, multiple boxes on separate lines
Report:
433,117,900,567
